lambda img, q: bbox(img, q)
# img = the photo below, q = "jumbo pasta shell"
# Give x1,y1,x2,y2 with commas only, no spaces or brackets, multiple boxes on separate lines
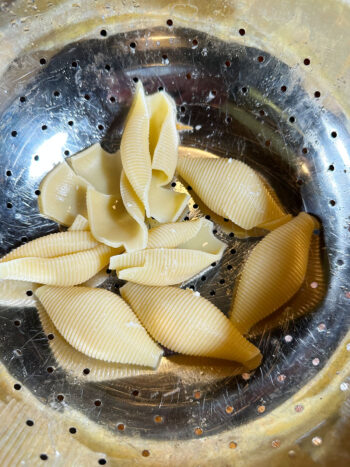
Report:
36,286,163,368
229,212,316,334
120,82,151,214
86,186,146,252
0,244,114,286
0,231,98,262
37,302,155,381
69,143,122,195
177,150,286,229
121,283,262,370
38,161,88,226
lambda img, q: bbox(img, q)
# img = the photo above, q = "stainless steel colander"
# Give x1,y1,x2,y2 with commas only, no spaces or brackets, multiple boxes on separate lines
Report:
0,1,349,465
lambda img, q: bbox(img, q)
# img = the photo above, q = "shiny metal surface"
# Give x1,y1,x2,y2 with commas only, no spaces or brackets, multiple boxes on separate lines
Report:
0,9,349,463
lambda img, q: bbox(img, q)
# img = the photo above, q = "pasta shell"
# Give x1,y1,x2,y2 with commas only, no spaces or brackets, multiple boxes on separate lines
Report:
81,269,109,288
249,230,326,337
148,176,189,223
68,144,122,195
110,249,218,285
120,283,262,370
86,186,146,251
147,218,203,248
0,231,98,262
147,91,178,184
38,161,88,226
68,214,89,231
120,82,151,214
35,286,163,368
177,148,286,229
37,302,154,381
229,212,316,334
110,219,226,285
0,280,38,307
120,83,189,223
0,244,115,286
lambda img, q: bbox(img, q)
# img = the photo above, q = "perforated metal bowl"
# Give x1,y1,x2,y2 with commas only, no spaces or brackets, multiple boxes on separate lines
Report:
0,1,349,466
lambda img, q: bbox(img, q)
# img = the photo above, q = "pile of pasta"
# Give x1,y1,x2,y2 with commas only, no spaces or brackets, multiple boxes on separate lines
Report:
0,83,320,381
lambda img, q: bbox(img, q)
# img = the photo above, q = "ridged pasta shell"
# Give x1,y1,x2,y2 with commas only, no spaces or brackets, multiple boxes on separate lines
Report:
248,229,325,337
110,219,226,285
0,244,115,286
68,214,89,231
120,82,151,214
37,302,155,381
120,283,262,370
177,149,286,229
0,280,38,307
68,143,122,195
120,83,189,223
229,212,316,334
110,249,219,285
35,286,163,368
147,218,203,248
0,231,98,262
147,91,178,182
86,186,146,251
38,161,88,226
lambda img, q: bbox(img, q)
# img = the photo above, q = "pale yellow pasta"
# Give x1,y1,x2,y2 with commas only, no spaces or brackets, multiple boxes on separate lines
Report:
0,231,98,262
86,186,147,251
120,83,151,213
147,218,203,248
81,269,109,288
110,249,218,285
147,91,189,221
38,160,88,226
0,244,114,286
229,212,316,334
148,178,189,223
68,214,89,231
177,147,287,229
120,83,189,223
69,143,122,195
120,170,148,245
36,286,163,368
120,283,262,370
110,219,226,285
0,280,38,307
37,302,154,381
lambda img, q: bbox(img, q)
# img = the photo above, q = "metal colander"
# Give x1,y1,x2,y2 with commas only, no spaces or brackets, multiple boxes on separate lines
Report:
0,1,349,465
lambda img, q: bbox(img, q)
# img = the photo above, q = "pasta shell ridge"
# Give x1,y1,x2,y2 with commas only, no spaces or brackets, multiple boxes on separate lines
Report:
35,285,163,368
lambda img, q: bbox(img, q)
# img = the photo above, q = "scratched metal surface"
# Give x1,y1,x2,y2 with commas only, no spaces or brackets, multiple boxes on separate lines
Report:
0,26,349,441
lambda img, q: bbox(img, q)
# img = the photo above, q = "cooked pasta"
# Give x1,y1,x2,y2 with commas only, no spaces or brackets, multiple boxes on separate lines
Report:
81,269,109,288
0,280,38,307
38,160,88,226
147,218,203,249
177,147,287,229
120,83,151,213
249,230,325,337
120,283,262,370
86,186,146,251
229,212,316,334
36,286,163,368
120,83,189,223
68,143,122,195
68,214,89,231
0,244,115,286
0,231,98,262
37,302,154,381
110,219,226,285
